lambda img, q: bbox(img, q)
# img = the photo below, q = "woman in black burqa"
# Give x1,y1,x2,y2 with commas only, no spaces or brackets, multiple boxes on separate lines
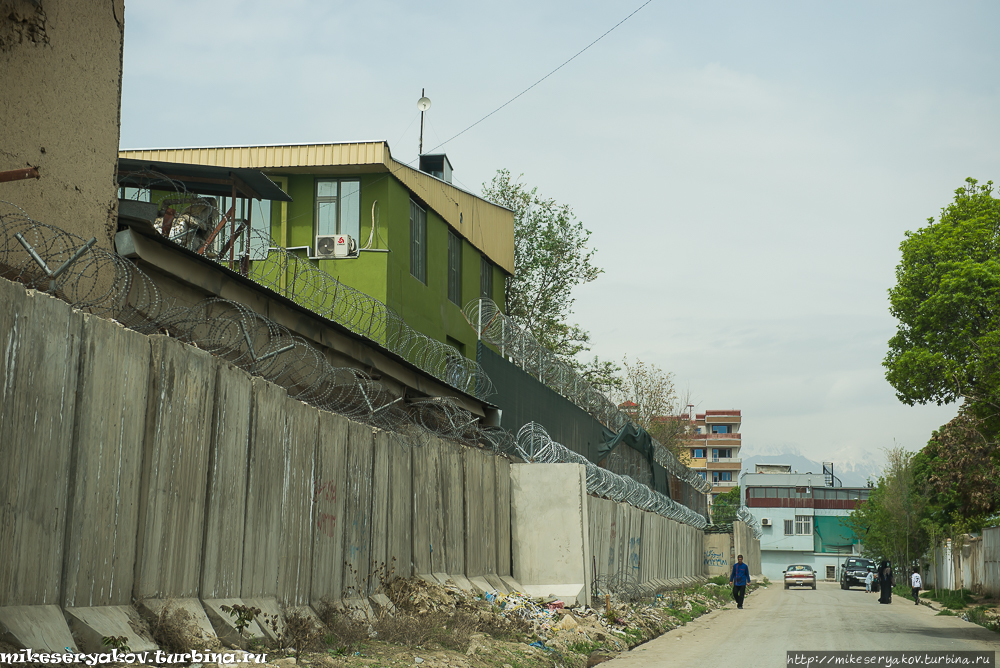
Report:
878,560,894,604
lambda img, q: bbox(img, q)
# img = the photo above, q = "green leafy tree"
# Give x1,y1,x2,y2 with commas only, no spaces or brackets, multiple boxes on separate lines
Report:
845,447,927,568
712,485,740,525
885,178,1000,413
481,169,602,359
612,356,689,461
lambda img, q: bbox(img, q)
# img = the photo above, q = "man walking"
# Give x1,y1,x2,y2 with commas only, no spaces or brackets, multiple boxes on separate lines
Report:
730,554,751,609
911,567,922,605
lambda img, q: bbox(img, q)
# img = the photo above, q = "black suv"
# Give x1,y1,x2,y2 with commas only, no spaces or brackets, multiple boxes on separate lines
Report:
840,558,876,589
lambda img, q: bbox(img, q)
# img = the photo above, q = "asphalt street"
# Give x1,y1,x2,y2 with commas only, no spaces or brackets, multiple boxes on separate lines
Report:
605,581,1000,667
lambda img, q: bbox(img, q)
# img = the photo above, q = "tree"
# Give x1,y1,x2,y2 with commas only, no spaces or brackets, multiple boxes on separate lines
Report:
611,356,689,462
481,169,602,359
913,408,1000,532
712,485,740,525
845,447,927,568
885,178,1000,413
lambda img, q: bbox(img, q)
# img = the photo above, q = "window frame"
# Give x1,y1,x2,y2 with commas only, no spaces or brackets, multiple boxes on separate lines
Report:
410,200,427,283
447,230,462,305
784,519,794,535
795,515,812,535
314,178,361,250
480,254,493,300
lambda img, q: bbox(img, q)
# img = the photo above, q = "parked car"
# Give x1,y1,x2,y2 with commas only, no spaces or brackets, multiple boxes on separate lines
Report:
783,564,817,589
840,558,877,590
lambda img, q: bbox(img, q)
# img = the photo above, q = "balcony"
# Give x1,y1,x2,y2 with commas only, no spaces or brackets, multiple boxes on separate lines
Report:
712,480,738,488
708,458,741,470
687,432,741,440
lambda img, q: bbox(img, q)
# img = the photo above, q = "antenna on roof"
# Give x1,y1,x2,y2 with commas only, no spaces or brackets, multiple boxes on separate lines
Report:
417,89,432,156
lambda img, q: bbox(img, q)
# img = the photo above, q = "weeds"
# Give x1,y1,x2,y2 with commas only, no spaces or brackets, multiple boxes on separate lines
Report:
220,604,262,649
148,604,198,654
101,636,130,653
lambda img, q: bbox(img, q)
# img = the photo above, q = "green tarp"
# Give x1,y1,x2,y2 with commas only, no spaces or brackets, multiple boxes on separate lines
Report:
814,515,858,554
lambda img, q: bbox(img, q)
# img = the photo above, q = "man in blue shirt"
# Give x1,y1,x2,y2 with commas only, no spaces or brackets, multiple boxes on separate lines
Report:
730,554,751,609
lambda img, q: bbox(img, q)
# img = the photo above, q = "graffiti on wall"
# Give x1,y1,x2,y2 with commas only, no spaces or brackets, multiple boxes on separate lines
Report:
704,547,728,568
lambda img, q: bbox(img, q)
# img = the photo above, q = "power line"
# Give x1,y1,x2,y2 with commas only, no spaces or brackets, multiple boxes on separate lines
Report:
424,0,654,155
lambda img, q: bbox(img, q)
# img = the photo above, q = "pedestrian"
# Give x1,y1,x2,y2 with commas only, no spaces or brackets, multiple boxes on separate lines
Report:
911,566,922,605
878,560,894,604
865,570,874,593
730,554,751,609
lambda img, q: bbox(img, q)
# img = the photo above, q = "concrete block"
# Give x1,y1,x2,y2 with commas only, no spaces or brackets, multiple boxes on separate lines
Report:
484,574,509,594
447,574,476,594
201,362,253,599
63,605,157,653
136,599,218,650
386,437,413,579
311,412,349,604
275,396,318,606
468,577,494,595
510,463,591,607
441,440,465,575
416,574,439,586
0,287,82,606
342,422,375,597
341,597,374,622
519,584,585,607
135,336,217,599
500,576,524,593
432,573,451,586
202,599,265,649
242,598,283,642
0,605,77,652
412,441,444,575
368,593,395,616
63,314,150,607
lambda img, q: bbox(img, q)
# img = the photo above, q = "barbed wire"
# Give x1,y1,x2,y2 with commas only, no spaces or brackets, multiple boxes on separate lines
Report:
464,298,712,494
0,201,709,528
514,422,708,529
118,176,494,401
736,506,763,539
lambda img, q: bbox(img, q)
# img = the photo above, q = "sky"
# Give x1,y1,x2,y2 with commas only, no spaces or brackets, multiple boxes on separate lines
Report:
119,0,1000,471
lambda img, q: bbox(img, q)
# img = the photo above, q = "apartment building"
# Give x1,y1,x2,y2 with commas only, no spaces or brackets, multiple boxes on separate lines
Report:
683,409,742,505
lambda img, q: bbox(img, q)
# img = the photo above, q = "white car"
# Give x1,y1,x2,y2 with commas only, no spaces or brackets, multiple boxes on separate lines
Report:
783,564,817,589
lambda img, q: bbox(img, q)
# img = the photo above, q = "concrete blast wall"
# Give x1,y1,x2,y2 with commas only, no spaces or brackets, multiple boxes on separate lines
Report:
0,279,513,608
588,495,703,585
733,521,761,576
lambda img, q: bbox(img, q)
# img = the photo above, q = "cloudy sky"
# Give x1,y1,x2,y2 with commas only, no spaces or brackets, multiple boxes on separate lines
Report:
120,1,999,470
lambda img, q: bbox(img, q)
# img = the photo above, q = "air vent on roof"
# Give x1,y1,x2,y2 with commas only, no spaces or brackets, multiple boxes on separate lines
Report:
419,154,453,183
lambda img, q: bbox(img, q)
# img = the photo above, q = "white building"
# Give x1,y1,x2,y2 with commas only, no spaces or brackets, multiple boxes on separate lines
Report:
742,470,872,582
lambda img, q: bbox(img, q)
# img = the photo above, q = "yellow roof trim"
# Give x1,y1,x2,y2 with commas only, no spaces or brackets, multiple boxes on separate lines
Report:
119,142,514,274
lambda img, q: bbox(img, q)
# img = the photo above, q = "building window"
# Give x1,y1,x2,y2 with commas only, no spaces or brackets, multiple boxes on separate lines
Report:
448,231,462,305
712,471,732,483
480,255,493,300
315,179,360,245
410,200,426,283
795,515,812,535
697,471,707,480
784,519,794,535
711,448,732,461
712,425,730,433
693,448,705,458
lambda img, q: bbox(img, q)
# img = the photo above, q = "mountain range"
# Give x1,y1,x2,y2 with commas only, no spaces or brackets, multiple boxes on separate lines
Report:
738,451,884,488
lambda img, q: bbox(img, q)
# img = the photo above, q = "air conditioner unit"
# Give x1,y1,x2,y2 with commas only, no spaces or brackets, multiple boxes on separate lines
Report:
760,518,771,526
316,234,356,258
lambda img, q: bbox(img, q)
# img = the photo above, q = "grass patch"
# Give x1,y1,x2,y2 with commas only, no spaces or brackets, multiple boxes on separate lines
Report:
922,589,976,609
966,606,1000,632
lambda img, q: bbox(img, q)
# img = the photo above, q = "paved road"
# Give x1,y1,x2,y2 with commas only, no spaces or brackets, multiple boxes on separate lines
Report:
606,582,1000,667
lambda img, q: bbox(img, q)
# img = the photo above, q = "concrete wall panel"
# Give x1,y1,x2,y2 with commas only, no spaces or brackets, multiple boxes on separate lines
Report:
369,431,390,590
411,440,443,575
464,448,495,576
387,436,413,579
134,336,216,599
275,395,318,606
441,439,465,575
241,379,288,598
63,314,150,607
0,288,82,606
342,422,374,596
311,411,349,603
200,362,253,599
495,457,511,576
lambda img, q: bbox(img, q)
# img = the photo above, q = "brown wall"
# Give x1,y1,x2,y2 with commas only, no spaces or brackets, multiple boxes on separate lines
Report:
1,0,125,248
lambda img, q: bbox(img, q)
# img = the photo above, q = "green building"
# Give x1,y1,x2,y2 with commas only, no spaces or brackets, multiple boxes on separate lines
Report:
119,142,514,360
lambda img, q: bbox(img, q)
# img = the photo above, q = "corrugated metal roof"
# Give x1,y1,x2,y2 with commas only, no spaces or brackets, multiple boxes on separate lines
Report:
118,141,515,273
